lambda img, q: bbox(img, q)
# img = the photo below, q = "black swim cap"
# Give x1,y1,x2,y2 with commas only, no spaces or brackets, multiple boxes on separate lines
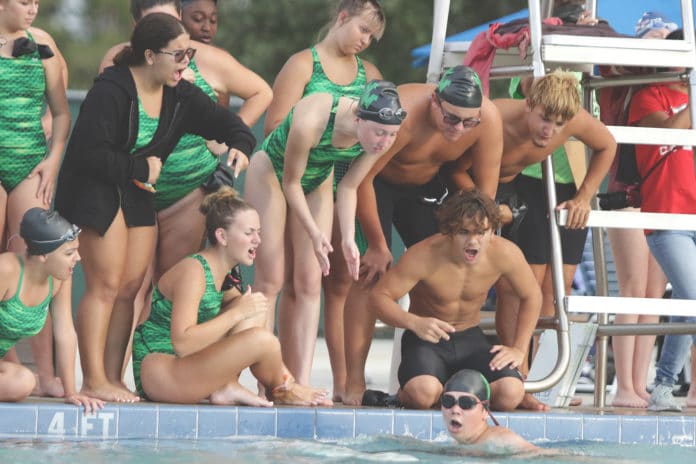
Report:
443,369,490,401
436,66,483,108
357,79,406,125
20,208,81,256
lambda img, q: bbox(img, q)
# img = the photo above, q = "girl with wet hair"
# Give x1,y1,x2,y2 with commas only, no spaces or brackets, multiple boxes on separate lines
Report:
0,208,103,413
245,80,405,388
132,187,332,406
54,13,255,403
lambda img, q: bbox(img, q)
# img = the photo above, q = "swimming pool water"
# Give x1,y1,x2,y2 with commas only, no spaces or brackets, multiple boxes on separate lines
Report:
2,435,695,464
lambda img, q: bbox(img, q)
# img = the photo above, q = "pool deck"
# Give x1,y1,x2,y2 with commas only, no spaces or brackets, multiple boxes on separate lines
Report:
2,339,695,446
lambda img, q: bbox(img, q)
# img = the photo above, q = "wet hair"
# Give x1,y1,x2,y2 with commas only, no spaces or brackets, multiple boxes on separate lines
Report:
435,189,501,235
21,208,80,256
320,0,386,42
200,186,254,245
667,28,684,41
130,0,182,21
436,66,483,108
526,69,581,122
356,80,405,125
182,0,216,4
443,369,490,401
114,13,187,66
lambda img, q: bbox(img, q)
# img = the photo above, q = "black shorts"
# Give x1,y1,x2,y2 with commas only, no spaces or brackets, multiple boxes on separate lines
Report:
514,175,588,265
397,326,523,388
374,175,448,248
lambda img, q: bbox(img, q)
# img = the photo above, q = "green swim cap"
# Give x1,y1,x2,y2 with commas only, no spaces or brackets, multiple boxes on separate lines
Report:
21,208,81,256
443,369,490,401
436,66,483,108
357,79,407,125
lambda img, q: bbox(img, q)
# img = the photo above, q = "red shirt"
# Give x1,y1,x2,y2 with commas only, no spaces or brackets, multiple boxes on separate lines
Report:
628,84,696,220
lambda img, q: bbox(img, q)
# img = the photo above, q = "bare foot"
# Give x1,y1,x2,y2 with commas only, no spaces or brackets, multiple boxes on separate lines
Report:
611,391,648,408
342,385,366,406
637,389,651,402
210,382,273,407
81,382,139,403
32,375,64,398
517,392,550,411
686,389,696,408
569,396,583,407
269,377,333,407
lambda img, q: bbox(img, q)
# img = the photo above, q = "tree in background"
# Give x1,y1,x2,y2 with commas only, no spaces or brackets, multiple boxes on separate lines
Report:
36,0,525,90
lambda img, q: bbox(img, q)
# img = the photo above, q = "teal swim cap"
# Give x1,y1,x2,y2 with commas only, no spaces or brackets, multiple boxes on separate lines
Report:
436,66,483,108
443,369,490,401
357,79,406,125
21,208,81,256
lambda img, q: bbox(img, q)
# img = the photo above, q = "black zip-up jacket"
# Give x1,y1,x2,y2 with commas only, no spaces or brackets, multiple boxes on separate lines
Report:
55,65,256,235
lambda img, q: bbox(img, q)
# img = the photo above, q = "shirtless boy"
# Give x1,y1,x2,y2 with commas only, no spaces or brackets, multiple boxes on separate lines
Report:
367,190,541,410
343,66,503,405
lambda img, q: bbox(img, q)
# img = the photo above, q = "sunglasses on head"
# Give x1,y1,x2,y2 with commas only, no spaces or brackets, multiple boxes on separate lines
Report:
435,97,481,128
30,225,81,245
441,393,480,410
156,47,196,63
360,107,408,122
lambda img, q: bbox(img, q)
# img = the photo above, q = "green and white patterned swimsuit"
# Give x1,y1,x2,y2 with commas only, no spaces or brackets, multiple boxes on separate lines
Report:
154,58,219,211
262,94,364,194
0,32,49,192
0,256,53,358
131,254,223,398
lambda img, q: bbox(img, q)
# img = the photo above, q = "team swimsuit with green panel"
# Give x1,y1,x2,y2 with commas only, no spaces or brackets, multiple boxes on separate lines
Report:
262,94,364,194
153,58,219,211
0,32,50,192
131,254,223,398
0,256,53,358
303,47,369,250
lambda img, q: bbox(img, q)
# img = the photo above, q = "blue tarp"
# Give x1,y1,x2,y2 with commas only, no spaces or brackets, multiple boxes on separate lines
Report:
411,0,696,67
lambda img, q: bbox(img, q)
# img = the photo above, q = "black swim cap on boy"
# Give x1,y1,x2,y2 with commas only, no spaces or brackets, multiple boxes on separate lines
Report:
357,79,407,125
436,66,483,108
20,208,81,256
443,369,490,401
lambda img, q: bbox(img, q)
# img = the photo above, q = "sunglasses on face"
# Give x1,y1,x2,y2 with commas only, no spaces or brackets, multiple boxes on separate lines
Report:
436,97,481,128
360,107,408,122
441,393,480,410
156,47,196,63
30,225,81,246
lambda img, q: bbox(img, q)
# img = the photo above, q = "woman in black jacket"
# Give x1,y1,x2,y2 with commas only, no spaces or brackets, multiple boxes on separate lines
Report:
54,13,255,403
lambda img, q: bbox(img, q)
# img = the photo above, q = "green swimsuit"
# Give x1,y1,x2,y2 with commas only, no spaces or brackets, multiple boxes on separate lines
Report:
0,32,49,192
131,254,223,398
154,59,218,211
262,94,364,194
0,256,53,358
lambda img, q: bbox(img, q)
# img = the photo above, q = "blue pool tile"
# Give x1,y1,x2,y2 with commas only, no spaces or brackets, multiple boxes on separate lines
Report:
277,408,316,439
77,406,118,439
430,411,447,439
508,413,545,441
583,415,619,442
545,415,583,441
38,405,78,438
0,404,36,436
316,410,354,440
490,412,509,428
620,416,658,444
198,406,237,438
394,411,432,440
658,416,695,446
118,404,157,439
158,406,197,439
356,410,393,437
238,408,276,436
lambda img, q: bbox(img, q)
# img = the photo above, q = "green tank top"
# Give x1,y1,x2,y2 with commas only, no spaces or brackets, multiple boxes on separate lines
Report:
0,31,48,156
133,100,160,153
154,58,219,210
303,47,367,98
0,255,53,358
131,254,223,396
261,94,364,194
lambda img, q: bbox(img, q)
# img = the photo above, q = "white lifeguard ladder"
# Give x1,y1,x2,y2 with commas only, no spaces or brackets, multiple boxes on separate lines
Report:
417,0,696,407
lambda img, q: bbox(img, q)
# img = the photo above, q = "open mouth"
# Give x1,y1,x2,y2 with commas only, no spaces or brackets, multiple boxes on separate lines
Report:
248,247,257,260
448,418,463,433
464,247,479,261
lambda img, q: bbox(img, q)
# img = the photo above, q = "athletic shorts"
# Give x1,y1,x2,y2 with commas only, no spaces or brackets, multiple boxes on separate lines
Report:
397,326,523,388
375,174,448,248
514,175,588,265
